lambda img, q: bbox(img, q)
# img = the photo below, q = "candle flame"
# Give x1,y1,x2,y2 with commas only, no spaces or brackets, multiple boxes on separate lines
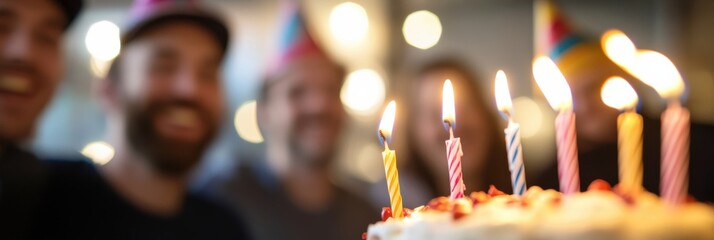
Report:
532,56,573,111
442,79,456,128
602,29,638,70
495,70,513,114
632,50,685,100
378,100,397,144
601,76,638,111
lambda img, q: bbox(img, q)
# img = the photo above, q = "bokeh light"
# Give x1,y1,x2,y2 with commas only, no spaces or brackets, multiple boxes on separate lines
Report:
354,143,384,183
340,69,386,117
80,141,115,165
329,2,369,45
512,97,544,138
234,100,264,144
85,20,121,61
402,10,442,50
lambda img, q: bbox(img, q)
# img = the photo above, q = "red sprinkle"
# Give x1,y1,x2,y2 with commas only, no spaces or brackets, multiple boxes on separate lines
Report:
403,208,414,218
587,179,612,192
381,207,392,221
488,185,506,197
362,232,368,240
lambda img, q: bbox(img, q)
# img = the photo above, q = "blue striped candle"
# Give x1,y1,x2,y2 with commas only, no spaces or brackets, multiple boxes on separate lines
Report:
505,121,527,196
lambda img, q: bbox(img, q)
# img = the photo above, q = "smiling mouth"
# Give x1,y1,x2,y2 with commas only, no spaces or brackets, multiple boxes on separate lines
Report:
165,106,201,129
0,75,32,95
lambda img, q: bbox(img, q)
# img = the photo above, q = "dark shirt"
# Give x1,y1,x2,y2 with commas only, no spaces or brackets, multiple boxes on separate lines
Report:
532,117,714,203
32,160,250,240
201,163,378,240
0,145,48,239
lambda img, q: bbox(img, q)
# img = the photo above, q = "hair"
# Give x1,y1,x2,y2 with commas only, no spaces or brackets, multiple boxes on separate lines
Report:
403,57,512,194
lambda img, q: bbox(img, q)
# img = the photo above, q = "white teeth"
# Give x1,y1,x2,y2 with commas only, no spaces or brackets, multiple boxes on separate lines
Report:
0,76,30,93
167,107,198,127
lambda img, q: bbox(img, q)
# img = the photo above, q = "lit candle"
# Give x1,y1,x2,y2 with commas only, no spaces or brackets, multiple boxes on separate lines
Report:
532,56,580,194
442,80,465,199
633,51,689,204
378,100,404,218
495,70,527,196
601,77,643,193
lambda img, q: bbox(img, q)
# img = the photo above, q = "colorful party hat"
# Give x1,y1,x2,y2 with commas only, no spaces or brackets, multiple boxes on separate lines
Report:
534,0,612,77
267,0,329,75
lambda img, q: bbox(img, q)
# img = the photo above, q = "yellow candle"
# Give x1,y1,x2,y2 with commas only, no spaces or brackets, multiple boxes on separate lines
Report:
382,145,403,219
378,101,403,219
601,77,643,192
617,111,643,192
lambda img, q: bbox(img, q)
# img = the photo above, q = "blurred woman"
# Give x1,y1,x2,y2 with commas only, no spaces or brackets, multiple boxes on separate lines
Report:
371,58,511,208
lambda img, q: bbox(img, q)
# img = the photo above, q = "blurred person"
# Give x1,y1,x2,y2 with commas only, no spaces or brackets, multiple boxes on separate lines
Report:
31,0,250,239
371,58,512,208
0,0,82,238
199,2,375,240
532,0,714,202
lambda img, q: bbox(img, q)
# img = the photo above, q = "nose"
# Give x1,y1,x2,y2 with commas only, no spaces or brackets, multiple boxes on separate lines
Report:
302,88,332,114
3,28,34,62
172,69,198,100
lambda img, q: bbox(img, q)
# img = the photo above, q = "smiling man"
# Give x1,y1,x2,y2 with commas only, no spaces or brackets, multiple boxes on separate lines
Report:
32,0,249,239
0,0,82,238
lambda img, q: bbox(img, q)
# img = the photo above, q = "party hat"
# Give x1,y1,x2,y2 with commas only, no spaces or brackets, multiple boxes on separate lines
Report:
534,0,607,77
267,0,329,75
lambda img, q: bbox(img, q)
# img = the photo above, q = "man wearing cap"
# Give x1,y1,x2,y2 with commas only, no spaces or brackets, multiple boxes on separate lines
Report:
0,0,82,238
31,0,250,239
201,3,375,240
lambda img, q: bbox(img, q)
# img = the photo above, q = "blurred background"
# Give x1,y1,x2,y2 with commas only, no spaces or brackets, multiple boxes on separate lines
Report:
33,0,714,194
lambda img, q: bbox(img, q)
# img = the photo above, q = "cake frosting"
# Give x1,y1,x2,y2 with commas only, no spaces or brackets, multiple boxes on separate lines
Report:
366,180,714,240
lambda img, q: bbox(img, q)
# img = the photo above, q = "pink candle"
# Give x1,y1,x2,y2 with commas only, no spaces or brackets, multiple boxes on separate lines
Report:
443,80,465,199
532,57,580,194
555,110,580,194
661,102,689,204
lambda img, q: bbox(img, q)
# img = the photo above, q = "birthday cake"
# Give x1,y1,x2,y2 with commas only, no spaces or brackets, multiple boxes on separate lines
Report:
365,180,714,240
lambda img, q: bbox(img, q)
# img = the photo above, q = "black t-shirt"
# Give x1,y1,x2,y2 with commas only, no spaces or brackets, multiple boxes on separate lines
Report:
0,144,48,239
200,163,379,240
531,117,714,203
32,160,250,240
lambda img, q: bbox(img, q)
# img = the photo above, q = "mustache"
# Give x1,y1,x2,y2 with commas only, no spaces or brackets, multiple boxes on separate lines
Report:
148,99,213,123
0,60,44,80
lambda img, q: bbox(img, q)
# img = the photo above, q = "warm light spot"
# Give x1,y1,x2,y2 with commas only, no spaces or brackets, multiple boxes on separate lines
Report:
329,2,369,45
81,141,115,165
512,97,544,138
378,100,397,142
89,56,112,78
601,76,638,111
602,29,638,69
402,10,442,50
631,50,685,100
85,21,121,61
532,56,573,111
234,100,264,144
340,69,385,116
494,70,513,114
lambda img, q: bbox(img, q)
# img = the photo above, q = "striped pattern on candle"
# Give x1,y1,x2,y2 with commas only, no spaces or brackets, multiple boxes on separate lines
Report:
446,138,465,199
555,111,580,194
661,106,690,204
506,123,527,196
383,150,403,218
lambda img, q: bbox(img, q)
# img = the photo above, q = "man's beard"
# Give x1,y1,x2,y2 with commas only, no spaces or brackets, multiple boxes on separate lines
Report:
124,98,217,177
287,113,339,168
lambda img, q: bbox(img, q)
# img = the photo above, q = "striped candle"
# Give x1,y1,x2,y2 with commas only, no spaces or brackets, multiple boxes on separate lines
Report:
378,101,404,219
442,80,465,199
445,136,465,199
661,102,690,204
555,110,580,194
505,122,527,196
382,146,403,219
495,70,527,196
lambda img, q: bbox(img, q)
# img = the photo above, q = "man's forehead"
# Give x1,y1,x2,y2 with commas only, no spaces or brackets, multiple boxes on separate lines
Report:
0,0,66,26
